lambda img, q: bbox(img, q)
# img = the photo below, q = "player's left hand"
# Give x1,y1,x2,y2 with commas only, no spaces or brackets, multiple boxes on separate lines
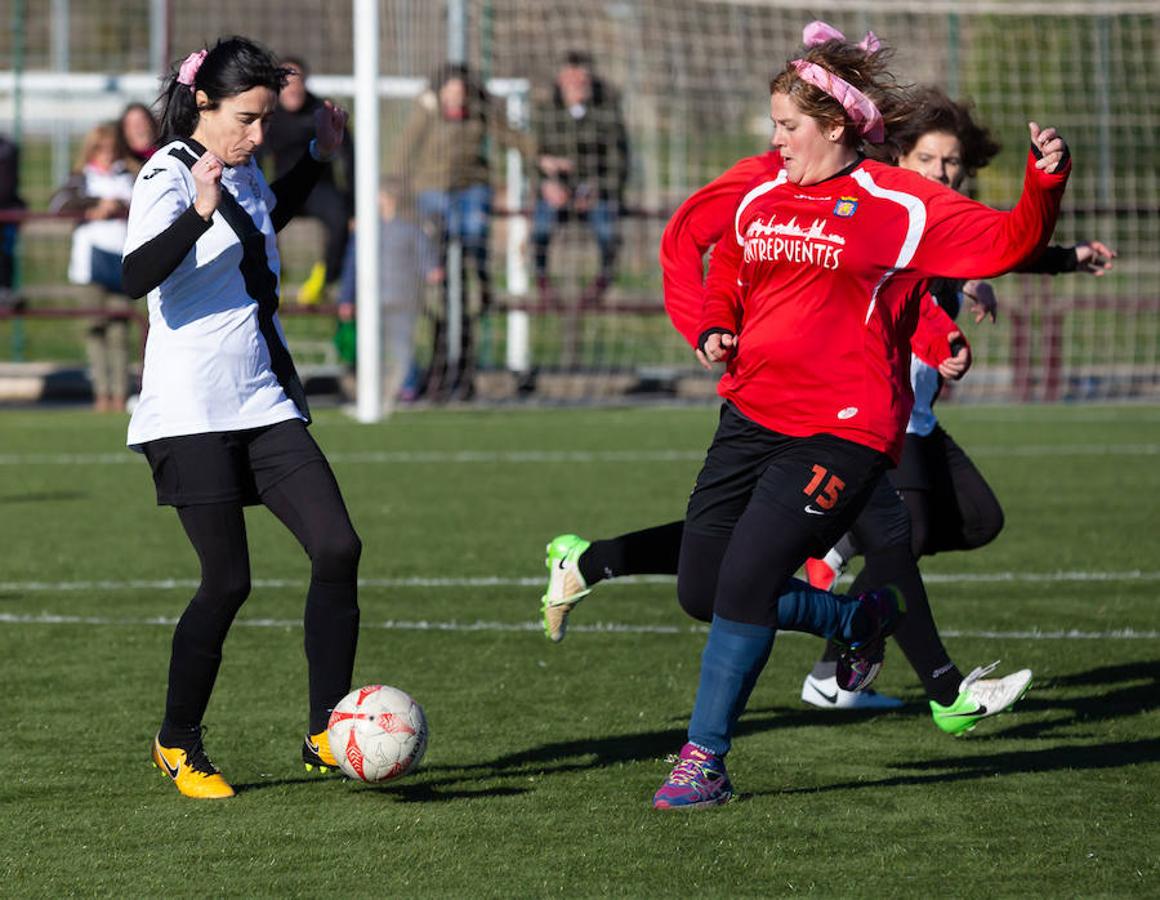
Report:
938,331,971,381
1074,240,1117,276
962,279,998,324
1029,122,1067,174
315,100,349,157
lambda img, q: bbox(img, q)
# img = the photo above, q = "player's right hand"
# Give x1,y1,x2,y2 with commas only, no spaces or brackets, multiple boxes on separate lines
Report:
191,150,224,220
697,331,737,370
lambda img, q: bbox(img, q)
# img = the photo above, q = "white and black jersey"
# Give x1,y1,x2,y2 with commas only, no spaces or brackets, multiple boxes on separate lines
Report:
123,138,321,449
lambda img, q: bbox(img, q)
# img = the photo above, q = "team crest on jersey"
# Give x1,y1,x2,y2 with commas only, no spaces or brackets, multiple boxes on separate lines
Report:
833,196,859,218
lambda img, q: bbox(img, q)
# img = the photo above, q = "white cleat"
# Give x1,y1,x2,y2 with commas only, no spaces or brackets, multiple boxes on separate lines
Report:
801,673,904,710
930,661,1033,735
540,534,592,643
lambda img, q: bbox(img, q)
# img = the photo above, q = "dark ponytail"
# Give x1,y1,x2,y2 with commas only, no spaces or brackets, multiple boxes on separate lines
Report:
156,36,290,140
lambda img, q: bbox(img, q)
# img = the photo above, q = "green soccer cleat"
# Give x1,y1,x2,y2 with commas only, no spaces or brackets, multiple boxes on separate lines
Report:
540,534,592,643
930,661,1032,735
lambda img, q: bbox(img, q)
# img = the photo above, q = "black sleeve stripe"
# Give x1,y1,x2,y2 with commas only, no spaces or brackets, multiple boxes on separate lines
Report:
270,151,324,233
121,205,212,299
1022,244,1078,276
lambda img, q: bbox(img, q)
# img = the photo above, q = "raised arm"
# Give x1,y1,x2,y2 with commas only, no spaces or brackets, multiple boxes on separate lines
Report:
911,125,1071,280
270,100,348,232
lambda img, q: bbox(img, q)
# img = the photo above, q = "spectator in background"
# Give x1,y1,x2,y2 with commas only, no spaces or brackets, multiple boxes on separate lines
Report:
533,51,629,303
0,134,25,307
336,177,443,411
49,122,137,412
262,55,355,303
119,102,161,163
392,62,536,400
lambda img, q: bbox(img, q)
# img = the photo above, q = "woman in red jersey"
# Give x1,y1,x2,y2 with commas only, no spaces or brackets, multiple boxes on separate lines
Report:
647,25,1069,810
542,84,1106,731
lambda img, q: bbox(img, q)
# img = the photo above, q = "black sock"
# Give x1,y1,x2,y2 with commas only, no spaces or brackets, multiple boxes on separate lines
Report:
304,577,360,735
158,720,202,751
851,547,962,706
578,520,684,586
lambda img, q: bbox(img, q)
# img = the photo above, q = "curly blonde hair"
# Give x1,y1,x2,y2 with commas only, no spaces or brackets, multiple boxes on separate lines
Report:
769,39,913,150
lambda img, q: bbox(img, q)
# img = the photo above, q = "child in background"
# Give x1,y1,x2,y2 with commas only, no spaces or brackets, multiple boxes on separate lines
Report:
49,122,138,412
337,177,442,411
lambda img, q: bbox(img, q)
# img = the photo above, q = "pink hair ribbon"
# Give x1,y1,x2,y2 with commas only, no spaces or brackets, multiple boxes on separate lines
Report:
177,50,207,90
801,20,880,54
791,20,885,143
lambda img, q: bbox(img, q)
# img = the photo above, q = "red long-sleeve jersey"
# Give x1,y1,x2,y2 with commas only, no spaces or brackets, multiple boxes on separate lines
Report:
660,152,963,367
667,150,1068,461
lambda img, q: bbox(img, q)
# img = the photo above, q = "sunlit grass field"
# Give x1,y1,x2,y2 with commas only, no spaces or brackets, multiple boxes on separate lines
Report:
1,403,1157,897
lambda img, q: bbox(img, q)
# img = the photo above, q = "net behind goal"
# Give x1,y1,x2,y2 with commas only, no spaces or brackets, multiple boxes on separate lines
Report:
1,0,1156,406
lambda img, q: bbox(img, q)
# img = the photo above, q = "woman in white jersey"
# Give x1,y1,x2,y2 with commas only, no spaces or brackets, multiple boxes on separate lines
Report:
123,36,359,799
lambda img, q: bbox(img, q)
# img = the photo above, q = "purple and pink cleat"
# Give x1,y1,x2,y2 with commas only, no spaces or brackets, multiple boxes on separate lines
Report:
653,742,733,810
836,587,905,693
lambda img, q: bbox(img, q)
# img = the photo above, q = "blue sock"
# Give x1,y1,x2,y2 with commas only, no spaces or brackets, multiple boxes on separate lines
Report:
776,577,865,641
687,615,776,757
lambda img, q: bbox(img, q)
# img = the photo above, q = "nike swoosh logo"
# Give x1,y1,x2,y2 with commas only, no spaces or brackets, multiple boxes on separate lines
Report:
159,752,180,779
143,168,164,180
944,704,987,718
306,736,322,755
814,687,839,704
557,559,569,571
804,505,826,516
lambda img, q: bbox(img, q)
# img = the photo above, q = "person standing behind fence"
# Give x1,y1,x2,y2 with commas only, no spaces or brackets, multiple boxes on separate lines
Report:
392,63,536,400
49,122,137,412
336,177,443,410
533,51,629,303
261,55,355,305
0,134,24,307
121,36,360,799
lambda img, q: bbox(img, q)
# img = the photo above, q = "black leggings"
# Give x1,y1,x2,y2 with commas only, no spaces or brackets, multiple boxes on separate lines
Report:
581,475,963,703
166,460,362,736
890,427,1004,558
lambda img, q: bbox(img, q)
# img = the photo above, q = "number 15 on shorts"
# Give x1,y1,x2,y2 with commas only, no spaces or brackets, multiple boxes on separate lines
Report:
803,464,845,513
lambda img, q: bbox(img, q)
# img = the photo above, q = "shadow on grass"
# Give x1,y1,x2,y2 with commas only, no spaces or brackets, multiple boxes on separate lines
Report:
774,738,1160,796
419,658,1158,790
241,660,1157,800
417,702,922,788
232,775,530,803
991,659,1160,740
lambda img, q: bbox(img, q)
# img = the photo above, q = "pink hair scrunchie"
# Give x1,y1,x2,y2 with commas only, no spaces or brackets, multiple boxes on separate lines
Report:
177,50,207,91
801,20,880,54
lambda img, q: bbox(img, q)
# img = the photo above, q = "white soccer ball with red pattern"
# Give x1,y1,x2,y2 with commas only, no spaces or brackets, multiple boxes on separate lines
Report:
327,685,428,783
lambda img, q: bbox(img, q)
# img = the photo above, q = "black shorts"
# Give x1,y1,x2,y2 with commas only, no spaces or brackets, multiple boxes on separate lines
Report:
685,404,891,557
141,419,325,507
890,425,956,492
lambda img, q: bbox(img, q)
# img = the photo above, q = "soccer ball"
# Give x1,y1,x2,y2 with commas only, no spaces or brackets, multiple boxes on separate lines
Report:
327,685,428,783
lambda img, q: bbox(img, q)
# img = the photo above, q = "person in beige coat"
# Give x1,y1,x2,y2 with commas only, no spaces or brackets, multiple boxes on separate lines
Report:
392,63,535,399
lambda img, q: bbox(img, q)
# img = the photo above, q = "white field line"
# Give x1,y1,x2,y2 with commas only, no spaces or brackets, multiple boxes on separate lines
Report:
0,611,1155,641
2,570,1160,594
0,444,1158,467
1,570,1156,639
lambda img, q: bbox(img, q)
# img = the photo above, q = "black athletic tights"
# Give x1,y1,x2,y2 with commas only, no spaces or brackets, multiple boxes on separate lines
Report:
162,460,362,743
